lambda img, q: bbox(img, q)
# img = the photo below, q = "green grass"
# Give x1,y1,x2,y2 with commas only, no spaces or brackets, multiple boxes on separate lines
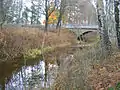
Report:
108,82,120,90
24,46,54,61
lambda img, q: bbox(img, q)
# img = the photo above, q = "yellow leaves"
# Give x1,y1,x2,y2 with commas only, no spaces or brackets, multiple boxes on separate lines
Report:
43,11,58,24
24,47,54,60
48,11,58,24
43,9,67,25
24,49,41,60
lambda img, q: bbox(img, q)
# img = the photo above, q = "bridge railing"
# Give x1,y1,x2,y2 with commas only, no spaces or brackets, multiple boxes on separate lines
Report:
64,25,98,30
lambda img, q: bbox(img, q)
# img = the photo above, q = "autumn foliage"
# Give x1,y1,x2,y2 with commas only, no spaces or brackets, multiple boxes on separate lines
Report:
43,9,67,25
48,10,58,24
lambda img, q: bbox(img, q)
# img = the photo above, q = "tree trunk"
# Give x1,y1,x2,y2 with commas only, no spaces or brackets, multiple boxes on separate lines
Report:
97,0,111,55
45,0,48,32
56,5,63,30
56,13,62,29
56,13,62,35
0,0,4,30
45,16,48,32
114,1,120,49
56,0,66,30
18,0,23,24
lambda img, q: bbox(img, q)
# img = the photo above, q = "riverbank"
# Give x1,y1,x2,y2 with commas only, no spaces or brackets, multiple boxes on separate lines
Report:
0,27,77,62
0,27,77,89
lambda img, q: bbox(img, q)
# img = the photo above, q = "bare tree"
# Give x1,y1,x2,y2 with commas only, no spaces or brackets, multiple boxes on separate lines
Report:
114,0,120,49
14,0,23,24
56,0,66,29
0,0,4,29
0,0,13,29
96,0,111,55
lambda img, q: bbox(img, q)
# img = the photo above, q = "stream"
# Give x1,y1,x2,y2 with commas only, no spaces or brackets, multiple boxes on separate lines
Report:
0,59,58,90
0,45,77,90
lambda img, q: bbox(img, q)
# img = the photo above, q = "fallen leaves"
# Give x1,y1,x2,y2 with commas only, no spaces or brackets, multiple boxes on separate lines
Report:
88,53,120,90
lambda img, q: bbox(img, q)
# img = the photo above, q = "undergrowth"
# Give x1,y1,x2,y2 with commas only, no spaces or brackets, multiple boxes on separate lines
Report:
50,41,118,90
108,82,120,90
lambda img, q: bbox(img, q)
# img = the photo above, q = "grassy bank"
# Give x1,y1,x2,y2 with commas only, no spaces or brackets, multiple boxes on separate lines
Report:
0,27,76,62
50,42,120,90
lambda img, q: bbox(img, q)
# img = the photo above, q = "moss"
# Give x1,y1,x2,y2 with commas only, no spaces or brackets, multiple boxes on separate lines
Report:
24,46,54,61
43,46,54,53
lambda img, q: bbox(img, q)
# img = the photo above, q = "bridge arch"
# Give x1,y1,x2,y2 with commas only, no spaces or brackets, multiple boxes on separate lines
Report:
77,30,98,42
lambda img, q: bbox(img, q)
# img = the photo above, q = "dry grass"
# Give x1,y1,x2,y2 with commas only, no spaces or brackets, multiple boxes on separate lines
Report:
48,38,120,90
1,27,118,90
51,42,101,90
51,41,118,90
0,27,76,62
88,52,120,90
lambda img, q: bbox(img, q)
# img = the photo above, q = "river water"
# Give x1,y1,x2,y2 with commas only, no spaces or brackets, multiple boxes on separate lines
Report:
0,60,58,90
0,45,76,90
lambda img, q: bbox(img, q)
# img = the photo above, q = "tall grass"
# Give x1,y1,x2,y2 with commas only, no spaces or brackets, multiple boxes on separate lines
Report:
0,27,76,62
52,42,114,90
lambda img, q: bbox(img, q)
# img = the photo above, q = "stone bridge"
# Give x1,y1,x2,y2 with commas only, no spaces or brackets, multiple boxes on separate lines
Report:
65,25,99,41
65,25,98,37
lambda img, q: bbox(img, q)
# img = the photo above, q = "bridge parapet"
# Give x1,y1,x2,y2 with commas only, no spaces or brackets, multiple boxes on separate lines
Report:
65,25,98,30
68,28,98,37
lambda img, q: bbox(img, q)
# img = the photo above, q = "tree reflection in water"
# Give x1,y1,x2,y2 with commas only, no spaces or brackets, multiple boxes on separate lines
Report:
5,61,58,90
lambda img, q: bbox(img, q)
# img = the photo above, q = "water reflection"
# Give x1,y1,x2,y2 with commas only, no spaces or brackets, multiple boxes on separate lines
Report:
0,60,58,90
